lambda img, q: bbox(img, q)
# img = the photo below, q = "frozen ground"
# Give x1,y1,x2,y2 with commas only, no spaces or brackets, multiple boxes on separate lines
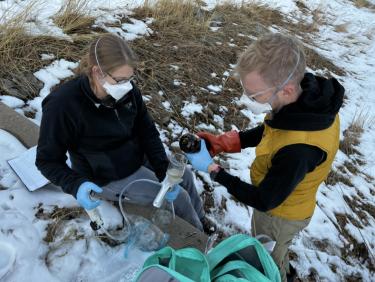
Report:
0,0,374,281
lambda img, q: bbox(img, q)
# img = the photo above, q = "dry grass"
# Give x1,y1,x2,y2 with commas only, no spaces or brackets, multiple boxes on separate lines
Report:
130,0,345,134
139,0,210,32
339,111,368,157
334,23,349,33
0,3,98,100
36,205,84,243
54,0,95,35
334,212,374,271
353,0,375,10
131,1,252,131
325,169,354,187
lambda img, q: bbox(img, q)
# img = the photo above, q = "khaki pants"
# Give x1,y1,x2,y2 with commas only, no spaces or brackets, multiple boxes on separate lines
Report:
252,209,311,282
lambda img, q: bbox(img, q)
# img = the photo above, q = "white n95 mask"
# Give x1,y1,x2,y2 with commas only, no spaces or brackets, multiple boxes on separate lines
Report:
239,94,273,115
102,81,133,101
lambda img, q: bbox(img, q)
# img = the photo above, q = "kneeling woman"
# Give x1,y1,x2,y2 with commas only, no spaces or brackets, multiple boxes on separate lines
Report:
36,34,204,231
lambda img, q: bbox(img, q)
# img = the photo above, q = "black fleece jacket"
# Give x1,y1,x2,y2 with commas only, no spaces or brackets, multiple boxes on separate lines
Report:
36,75,169,197
214,73,344,213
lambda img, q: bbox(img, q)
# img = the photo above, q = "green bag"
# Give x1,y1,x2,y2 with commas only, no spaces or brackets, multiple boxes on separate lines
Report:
207,234,280,282
136,246,210,282
135,234,280,282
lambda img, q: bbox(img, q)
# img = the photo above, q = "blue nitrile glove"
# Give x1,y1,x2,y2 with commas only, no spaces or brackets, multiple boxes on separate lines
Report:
165,185,182,202
76,181,103,210
185,139,214,173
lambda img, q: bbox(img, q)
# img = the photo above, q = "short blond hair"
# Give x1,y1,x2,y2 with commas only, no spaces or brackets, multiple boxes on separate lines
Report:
235,33,306,87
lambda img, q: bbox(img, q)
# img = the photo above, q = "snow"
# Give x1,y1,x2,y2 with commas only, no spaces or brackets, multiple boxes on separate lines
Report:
207,84,222,93
173,79,185,86
1,0,375,280
0,128,150,281
29,59,78,124
102,18,153,41
40,53,55,61
170,64,179,71
122,18,153,36
162,101,172,112
0,96,24,108
181,101,203,118
0,241,16,279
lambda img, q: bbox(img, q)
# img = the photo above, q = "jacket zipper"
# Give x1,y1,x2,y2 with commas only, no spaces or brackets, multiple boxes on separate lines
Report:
114,109,128,132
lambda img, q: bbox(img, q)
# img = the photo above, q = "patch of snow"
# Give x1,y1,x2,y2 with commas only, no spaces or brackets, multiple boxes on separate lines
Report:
30,59,78,124
181,101,203,118
0,96,24,109
40,53,55,61
207,84,222,93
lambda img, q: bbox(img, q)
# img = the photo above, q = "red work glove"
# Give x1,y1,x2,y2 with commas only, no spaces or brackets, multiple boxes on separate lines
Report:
197,130,241,157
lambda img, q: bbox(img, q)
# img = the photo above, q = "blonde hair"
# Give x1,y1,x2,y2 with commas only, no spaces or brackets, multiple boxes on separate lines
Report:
77,33,138,78
235,33,306,87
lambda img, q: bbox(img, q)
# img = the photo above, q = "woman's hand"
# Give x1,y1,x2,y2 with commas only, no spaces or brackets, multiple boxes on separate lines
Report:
76,182,103,210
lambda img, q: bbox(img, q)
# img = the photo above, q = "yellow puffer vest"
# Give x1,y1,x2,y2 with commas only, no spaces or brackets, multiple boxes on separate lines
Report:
250,114,340,220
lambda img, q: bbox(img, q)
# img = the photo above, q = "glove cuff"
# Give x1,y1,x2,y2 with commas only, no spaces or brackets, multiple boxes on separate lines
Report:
219,130,241,153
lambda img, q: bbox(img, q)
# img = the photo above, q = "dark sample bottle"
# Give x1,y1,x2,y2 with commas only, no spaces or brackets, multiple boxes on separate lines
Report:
179,133,201,153
179,133,210,153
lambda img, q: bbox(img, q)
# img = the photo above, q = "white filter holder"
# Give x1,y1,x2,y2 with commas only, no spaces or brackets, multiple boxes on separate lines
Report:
0,241,16,279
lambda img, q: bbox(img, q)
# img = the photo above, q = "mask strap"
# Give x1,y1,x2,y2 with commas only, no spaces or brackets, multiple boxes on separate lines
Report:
94,38,105,77
268,49,301,103
278,49,301,90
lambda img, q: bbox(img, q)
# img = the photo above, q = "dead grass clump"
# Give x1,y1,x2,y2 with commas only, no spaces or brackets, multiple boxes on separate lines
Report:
304,48,346,77
335,212,374,271
339,111,367,156
39,206,84,243
353,0,375,10
334,23,349,33
54,0,95,35
135,0,210,34
343,160,360,175
325,169,354,187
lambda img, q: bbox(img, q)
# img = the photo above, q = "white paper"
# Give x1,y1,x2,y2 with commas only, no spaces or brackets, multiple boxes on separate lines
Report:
7,146,49,191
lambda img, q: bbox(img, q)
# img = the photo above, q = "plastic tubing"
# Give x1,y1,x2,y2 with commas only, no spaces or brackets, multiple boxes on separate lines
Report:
118,179,176,232
89,178,175,243
119,179,158,228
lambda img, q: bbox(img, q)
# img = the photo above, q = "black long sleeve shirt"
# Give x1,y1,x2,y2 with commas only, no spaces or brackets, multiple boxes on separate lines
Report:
216,125,325,211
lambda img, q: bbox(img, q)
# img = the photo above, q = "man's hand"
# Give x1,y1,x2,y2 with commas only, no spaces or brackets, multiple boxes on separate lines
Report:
197,130,241,156
185,140,214,173
76,182,103,210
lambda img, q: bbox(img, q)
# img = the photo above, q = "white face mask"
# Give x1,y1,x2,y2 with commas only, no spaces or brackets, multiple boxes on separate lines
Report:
239,94,273,115
239,49,301,115
102,80,133,101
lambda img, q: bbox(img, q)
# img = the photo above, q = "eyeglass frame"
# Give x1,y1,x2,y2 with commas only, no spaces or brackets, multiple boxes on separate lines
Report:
240,49,301,101
105,72,135,85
